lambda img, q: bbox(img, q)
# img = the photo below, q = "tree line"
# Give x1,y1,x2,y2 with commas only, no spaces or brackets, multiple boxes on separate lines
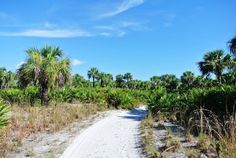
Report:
0,35,235,106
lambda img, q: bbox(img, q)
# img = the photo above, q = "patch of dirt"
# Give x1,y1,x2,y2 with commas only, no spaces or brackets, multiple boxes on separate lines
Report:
153,122,199,158
11,110,111,158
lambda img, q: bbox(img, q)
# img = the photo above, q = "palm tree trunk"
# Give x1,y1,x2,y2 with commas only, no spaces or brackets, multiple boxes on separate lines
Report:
41,86,49,106
92,77,95,88
100,79,104,87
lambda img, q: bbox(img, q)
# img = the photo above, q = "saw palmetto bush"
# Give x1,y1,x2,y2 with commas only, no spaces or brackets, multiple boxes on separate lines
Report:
24,86,39,106
0,100,10,128
0,89,23,105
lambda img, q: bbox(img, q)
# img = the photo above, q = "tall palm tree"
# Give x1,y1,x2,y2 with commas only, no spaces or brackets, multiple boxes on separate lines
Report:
18,46,71,106
72,74,90,87
0,67,7,89
115,74,124,88
124,73,133,82
87,67,99,87
150,76,161,89
98,72,113,87
180,71,195,89
229,35,236,56
98,72,106,87
4,71,16,88
159,74,180,91
198,50,232,83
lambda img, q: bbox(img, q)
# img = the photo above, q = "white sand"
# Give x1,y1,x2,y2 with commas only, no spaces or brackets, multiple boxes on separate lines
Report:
61,107,146,158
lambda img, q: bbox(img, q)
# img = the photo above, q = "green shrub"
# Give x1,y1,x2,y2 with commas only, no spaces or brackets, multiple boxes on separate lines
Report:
0,89,23,105
24,86,39,106
148,85,236,116
0,100,10,128
106,89,121,109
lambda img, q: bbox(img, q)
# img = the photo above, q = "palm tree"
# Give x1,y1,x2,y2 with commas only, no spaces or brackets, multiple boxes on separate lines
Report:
87,67,99,87
140,81,151,90
0,67,7,89
198,50,232,83
222,72,236,85
98,73,114,87
98,72,106,87
124,73,133,82
115,74,124,88
150,76,161,89
72,74,90,87
18,46,71,106
105,73,114,87
180,71,195,89
5,71,16,88
159,74,180,91
229,35,236,56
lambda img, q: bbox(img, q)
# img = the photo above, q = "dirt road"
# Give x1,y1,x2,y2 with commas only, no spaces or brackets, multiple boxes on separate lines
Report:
61,107,146,158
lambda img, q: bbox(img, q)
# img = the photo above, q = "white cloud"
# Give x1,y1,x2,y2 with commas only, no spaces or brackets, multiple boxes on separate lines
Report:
95,25,116,31
99,32,112,37
99,0,144,18
0,29,92,38
71,59,83,66
43,22,57,28
117,31,126,37
96,25,127,37
16,61,25,69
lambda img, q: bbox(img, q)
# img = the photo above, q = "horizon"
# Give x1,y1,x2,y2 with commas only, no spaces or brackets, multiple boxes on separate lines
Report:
0,0,235,80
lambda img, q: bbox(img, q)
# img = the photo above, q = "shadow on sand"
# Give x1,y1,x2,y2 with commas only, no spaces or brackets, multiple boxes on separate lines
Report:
119,108,147,121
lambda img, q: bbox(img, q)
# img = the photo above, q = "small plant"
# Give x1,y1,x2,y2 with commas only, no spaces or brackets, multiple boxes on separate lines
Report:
186,133,194,143
141,115,160,158
165,138,181,152
25,149,35,157
186,149,200,158
197,133,211,152
146,146,161,158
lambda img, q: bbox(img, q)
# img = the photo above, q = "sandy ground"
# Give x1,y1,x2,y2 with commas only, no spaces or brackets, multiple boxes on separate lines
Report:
61,107,146,158
11,111,111,158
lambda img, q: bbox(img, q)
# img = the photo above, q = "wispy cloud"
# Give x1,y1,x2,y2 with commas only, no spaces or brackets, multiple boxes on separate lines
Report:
43,22,57,28
71,59,84,66
0,12,11,19
0,29,92,38
95,20,147,37
99,0,145,18
16,61,25,69
96,25,126,37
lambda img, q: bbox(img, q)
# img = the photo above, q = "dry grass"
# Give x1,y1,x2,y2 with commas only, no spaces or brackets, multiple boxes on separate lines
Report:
140,114,162,158
188,108,236,157
0,103,99,158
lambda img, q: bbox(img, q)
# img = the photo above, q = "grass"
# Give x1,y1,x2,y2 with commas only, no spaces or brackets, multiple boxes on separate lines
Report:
197,133,211,152
0,103,100,158
140,114,162,158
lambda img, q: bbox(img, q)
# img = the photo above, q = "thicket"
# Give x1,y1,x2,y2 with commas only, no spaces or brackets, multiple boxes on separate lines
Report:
0,87,149,109
148,85,236,157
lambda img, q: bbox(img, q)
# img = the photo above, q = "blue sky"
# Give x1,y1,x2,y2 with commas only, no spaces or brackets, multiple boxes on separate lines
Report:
0,0,235,80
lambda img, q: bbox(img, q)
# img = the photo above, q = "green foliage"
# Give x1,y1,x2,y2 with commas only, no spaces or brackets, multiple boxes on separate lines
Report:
0,100,10,128
0,89,23,105
17,46,71,106
49,87,147,109
24,86,39,106
148,85,236,116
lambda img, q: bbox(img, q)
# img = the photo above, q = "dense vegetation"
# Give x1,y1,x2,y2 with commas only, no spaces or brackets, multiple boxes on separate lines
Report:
0,35,235,156
147,35,236,157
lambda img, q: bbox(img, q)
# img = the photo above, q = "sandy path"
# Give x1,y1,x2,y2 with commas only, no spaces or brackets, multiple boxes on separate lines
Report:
61,107,146,158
